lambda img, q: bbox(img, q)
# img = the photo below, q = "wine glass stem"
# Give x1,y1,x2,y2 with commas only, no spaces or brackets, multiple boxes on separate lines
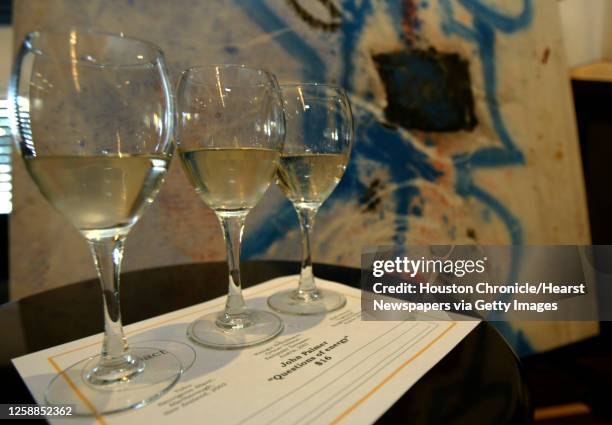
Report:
219,214,248,321
296,207,318,297
88,237,140,378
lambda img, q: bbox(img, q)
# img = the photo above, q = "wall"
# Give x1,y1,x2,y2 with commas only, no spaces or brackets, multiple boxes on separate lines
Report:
558,0,611,67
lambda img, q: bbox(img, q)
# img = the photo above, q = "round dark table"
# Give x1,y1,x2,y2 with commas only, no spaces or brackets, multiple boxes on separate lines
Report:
0,261,531,424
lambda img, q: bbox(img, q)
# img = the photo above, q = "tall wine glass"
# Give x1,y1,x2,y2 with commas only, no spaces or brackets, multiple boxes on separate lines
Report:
267,83,354,315
176,65,285,348
9,30,182,414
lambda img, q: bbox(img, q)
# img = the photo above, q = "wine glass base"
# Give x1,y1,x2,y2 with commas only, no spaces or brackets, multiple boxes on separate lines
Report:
45,346,182,416
187,309,283,349
267,288,347,315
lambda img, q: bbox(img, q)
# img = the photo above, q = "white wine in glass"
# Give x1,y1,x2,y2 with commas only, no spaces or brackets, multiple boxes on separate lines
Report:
276,152,347,209
181,147,279,212
25,155,169,239
9,30,183,414
176,65,285,349
268,83,354,315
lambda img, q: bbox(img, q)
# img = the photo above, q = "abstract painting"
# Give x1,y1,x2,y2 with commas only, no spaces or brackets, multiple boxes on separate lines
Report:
12,0,595,353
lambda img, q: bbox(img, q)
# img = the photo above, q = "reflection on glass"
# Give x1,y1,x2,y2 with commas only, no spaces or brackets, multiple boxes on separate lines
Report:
268,83,354,315
9,30,182,414
176,65,285,348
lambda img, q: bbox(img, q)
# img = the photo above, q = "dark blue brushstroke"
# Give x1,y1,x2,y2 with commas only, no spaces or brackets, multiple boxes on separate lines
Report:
243,197,298,259
234,0,326,81
440,0,532,249
460,0,533,34
242,0,444,259
339,1,372,90
333,114,443,242
330,115,442,242
244,108,443,257
474,18,521,158
239,0,535,358
385,0,408,42
441,0,533,354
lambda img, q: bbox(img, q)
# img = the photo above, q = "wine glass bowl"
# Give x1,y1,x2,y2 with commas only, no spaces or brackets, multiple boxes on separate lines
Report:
268,83,354,315
176,65,285,348
9,29,181,414
14,30,173,239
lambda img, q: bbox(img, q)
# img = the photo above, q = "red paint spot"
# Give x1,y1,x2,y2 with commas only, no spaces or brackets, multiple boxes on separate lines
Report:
402,0,419,43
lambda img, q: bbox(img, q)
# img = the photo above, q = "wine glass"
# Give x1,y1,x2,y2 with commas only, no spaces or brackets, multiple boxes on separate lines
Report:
9,30,182,414
176,65,285,348
267,83,354,315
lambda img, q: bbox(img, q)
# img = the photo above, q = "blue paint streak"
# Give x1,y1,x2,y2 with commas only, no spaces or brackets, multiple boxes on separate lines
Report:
475,19,521,158
325,111,443,245
339,1,372,90
470,184,523,248
441,0,533,356
234,0,326,81
239,0,536,355
439,0,533,240
440,0,478,42
244,106,444,257
239,0,444,254
385,0,408,42
460,0,533,34
243,198,297,258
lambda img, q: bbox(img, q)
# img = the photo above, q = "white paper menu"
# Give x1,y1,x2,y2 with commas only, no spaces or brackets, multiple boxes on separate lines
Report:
13,276,478,425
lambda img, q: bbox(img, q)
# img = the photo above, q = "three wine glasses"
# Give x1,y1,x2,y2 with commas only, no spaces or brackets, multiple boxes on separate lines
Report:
9,30,353,414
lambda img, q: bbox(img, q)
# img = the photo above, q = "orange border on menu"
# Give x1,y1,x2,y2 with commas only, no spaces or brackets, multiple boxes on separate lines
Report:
46,278,293,424
45,278,459,425
330,321,456,424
